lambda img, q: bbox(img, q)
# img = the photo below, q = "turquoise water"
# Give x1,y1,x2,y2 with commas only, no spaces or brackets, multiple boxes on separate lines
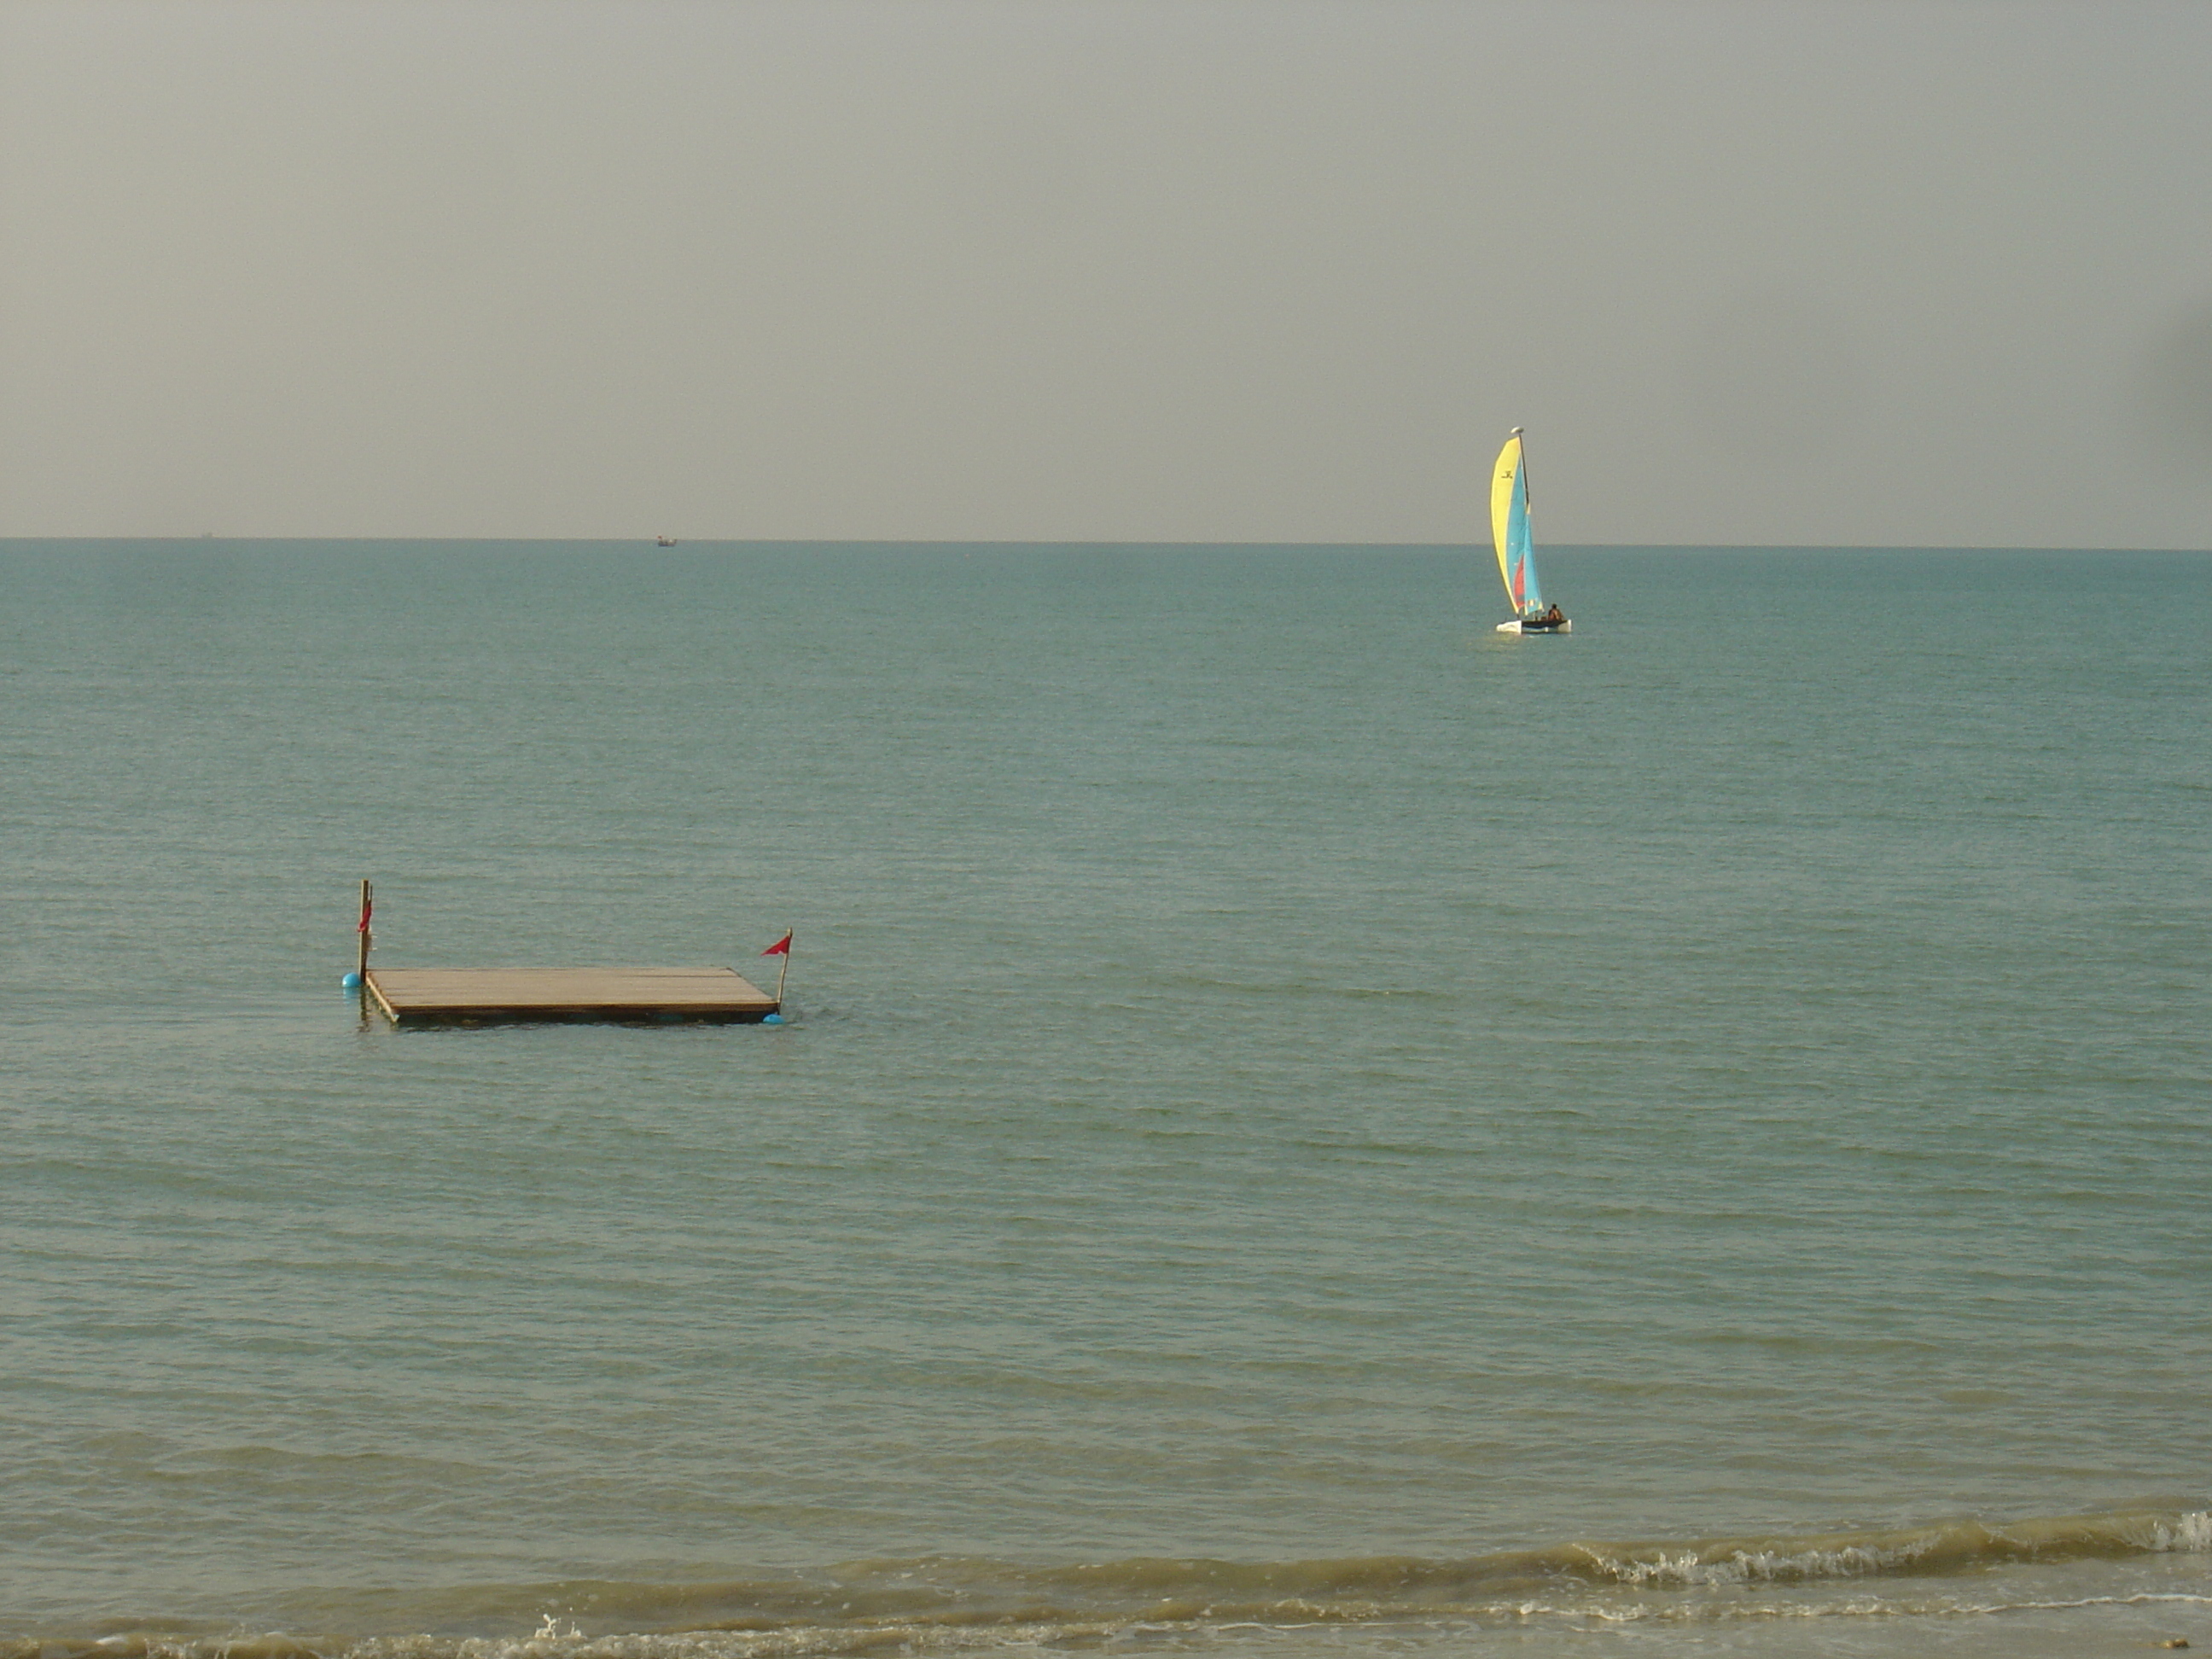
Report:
2,543,2207,1656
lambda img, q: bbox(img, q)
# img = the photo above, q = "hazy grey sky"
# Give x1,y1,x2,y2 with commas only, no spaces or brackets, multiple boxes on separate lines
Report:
3,0,2209,546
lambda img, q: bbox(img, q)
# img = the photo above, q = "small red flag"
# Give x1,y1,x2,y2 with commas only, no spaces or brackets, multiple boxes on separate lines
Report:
358,892,373,933
760,932,791,957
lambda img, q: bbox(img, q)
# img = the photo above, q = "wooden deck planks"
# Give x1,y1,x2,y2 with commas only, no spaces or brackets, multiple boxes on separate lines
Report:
365,966,777,1026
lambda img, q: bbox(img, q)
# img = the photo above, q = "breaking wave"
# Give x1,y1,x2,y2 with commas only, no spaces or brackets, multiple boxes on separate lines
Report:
8,1507,2205,1658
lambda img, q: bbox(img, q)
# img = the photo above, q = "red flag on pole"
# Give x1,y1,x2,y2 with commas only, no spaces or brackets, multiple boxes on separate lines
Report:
358,887,373,933
760,931,791,956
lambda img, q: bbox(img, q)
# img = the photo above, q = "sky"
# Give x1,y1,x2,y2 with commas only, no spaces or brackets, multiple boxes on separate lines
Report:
2,0,2209,548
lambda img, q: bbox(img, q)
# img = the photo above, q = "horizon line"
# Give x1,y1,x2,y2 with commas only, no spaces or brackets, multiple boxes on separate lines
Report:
3,537,2209,555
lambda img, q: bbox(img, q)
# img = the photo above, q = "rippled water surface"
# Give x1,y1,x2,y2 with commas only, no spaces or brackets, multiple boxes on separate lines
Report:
2,543,2207,1656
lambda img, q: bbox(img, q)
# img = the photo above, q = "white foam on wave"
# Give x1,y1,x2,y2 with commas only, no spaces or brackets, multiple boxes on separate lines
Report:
1579,1537,1935,1588
2151,1511,2212,1552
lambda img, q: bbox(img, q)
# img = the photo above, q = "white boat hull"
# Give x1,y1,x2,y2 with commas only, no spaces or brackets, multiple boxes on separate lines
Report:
1495,620,1570,633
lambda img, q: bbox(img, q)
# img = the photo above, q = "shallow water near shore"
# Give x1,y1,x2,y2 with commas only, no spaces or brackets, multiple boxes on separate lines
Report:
2,542,2207,1656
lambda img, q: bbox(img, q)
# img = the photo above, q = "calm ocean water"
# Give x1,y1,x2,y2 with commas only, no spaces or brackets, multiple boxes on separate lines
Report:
2,542,2207,1658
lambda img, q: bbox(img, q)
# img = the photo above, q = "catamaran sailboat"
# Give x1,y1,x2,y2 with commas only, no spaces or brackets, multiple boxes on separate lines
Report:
1491,428,1569,633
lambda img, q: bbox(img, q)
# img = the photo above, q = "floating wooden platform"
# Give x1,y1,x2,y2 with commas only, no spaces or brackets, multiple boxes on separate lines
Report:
364,966,778,1027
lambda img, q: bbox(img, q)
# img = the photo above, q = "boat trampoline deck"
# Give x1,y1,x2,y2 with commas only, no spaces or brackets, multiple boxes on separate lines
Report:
364,966,779,1026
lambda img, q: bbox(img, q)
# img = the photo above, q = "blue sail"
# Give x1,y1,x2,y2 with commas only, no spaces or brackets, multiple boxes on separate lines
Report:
1505,447,1541,614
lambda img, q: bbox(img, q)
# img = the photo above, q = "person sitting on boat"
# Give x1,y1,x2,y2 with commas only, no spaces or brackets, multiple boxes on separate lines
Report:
1538,602,1564,625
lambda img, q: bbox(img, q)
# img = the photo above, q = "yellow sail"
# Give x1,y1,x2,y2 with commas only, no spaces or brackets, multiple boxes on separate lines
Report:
1490,431,1522,610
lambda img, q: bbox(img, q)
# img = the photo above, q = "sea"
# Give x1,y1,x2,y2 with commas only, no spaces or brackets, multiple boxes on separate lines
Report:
2,541,2207,1659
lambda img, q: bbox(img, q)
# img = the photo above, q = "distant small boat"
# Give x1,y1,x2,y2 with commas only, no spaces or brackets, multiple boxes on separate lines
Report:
655,535,678,547
1489,428,1569,634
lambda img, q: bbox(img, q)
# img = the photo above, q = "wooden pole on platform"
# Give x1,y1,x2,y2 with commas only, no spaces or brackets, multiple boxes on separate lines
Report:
357,879,373,982
760,928,793,1010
